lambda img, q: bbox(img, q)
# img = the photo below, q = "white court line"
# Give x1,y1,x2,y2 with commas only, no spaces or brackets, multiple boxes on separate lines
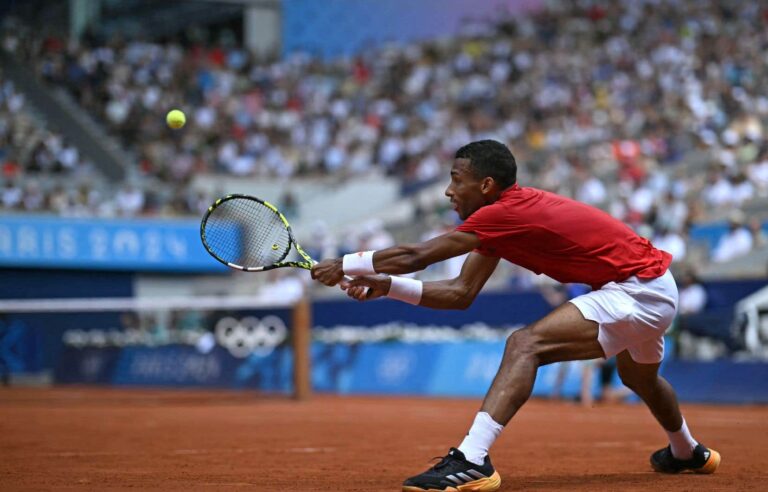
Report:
592,441,646,448
40,448,272,458
415,445,447,451
171,448,259,455
564,413,766,426
286,447,336,453
42,451,124,457
170,447,337,455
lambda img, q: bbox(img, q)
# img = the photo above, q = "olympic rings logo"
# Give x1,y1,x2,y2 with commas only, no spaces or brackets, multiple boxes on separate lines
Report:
214,315,288,358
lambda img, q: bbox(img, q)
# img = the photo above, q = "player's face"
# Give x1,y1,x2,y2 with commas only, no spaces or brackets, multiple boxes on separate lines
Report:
445,159,486,220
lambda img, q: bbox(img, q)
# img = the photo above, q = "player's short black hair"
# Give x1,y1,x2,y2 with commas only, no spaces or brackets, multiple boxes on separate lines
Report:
454,140,517,189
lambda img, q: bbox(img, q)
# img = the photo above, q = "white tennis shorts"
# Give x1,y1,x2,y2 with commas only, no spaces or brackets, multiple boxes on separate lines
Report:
569,270,678,364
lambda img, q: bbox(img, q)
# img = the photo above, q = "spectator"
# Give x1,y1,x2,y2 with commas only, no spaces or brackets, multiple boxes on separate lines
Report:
1,180,21,209
115,183,146,216
279,191,299,220
712,211,753,263
653,191,688,234
305,220,338,261
255,270,307,305
358,219,395,251
674,267,717,357
703,168,734,209
575,168,607,206
748,217,767,250
730,173,755,206
21,180,44,211
748,150,768,197
677,269,708,316
653,227,687,263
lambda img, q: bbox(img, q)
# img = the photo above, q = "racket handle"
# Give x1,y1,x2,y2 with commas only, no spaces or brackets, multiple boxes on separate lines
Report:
341,275,372,297
308,260,369,295
308,259,354,283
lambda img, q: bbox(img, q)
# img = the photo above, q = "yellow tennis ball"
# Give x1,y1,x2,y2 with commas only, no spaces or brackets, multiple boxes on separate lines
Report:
166,109,186,129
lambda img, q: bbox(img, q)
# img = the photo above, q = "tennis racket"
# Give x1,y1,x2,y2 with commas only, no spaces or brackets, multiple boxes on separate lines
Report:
200,194,316,272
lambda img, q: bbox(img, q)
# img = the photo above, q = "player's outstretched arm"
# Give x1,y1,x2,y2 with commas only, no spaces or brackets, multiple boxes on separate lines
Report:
343,252,499,310
312,231,480,286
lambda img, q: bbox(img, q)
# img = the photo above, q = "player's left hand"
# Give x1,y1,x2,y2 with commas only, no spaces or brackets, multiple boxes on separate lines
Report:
341,275,389,301
311,258,345,286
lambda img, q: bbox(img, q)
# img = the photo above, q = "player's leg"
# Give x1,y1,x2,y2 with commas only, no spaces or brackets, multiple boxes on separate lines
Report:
616,348,721,474
402,302,602,492
615,349,681,430
463,303,602,462
479,302,604,424
455,271,670,471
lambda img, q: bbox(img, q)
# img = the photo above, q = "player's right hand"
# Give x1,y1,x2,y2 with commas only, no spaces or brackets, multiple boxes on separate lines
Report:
341,275,391,301
311,258,345,286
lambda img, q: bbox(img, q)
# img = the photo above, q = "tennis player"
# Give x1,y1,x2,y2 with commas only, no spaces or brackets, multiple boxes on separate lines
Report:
312,140,720,492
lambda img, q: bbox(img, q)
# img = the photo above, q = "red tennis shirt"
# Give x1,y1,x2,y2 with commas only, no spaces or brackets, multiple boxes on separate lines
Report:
455,184,671,290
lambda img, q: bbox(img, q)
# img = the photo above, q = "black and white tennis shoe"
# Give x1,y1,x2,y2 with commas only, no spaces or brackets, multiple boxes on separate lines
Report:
402,447,501,492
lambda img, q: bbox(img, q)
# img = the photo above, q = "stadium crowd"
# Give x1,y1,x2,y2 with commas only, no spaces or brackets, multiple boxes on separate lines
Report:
1,0,768,266
0,72,105,214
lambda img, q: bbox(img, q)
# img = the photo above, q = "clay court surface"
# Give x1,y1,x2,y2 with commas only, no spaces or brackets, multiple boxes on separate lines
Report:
1,388,766,491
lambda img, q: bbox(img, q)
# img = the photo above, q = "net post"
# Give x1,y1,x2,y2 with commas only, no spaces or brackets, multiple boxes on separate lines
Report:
291,295,312,400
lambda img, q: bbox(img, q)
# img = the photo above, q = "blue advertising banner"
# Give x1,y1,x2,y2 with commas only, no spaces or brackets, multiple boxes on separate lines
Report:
15,278,768,403
49,336,768,403
0,215,227,272
311,340,603,399
49,306,295,392
55,345,294,392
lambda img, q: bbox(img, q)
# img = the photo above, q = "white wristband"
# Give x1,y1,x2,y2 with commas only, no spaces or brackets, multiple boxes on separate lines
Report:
387,276,423,305
342,251,376,276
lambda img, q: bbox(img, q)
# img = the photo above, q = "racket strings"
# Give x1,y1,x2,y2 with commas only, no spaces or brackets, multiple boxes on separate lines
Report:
204,199,292,268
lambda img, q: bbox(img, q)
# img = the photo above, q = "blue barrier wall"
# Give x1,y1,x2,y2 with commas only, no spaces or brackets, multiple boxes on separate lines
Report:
55,345,294,393
311,341,505,397
701,279,766,311
315,279,766,338
0,269,135,373
315,291,551,328
0,268,134,299
662,361,768,404
316,341,768,402
51,339,768,403
4,272,767,403
0,215,225,272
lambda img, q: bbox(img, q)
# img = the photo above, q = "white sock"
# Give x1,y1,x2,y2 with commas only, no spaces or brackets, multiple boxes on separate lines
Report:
667,419,698,460
458,412,504,466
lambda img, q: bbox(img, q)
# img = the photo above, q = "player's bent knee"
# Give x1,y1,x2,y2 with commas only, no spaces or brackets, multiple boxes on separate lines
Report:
618,373,639,393
504,328,537,358
618,371,657,395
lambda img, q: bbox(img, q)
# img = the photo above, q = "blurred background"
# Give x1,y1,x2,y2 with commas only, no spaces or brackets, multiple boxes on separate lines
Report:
1,0,767,403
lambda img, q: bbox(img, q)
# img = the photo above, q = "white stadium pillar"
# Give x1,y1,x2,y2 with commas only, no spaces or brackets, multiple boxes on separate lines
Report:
243,0,281,57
